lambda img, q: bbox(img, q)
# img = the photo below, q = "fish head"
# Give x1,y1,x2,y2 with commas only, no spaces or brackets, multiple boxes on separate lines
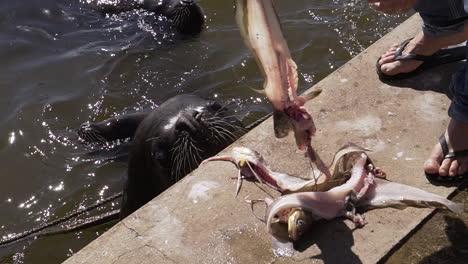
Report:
231,147,264,167
288,208,313,241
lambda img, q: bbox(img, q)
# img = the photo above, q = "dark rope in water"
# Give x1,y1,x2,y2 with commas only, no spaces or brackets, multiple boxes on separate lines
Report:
0,193,122,247
0,113,273,247
245,112,272,130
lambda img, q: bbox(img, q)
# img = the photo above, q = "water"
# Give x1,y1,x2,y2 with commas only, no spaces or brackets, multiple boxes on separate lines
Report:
0,0,408,263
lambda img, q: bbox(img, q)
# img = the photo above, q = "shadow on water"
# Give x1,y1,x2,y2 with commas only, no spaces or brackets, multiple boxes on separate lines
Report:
418,215,468,264
295,220,362,264
381,184,467,264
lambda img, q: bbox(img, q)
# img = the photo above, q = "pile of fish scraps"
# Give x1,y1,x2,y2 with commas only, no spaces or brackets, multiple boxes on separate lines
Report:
203,146,463,256
205,0,466,257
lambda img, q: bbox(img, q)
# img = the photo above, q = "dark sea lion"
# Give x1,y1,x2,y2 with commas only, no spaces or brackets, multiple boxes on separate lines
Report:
89,0,205,35
79,94,245,218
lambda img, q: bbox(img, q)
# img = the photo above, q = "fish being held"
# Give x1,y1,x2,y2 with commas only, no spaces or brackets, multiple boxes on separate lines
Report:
235,0,322,160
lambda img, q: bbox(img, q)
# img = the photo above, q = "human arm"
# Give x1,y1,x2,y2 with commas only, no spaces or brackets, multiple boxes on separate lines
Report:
367,0,418,14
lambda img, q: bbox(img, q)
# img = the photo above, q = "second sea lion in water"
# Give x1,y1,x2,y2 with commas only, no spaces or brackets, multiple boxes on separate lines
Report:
89,0,205,35
79,94,245,218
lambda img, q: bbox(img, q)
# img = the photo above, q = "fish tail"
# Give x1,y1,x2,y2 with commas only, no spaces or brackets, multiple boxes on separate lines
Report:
448,202,464,214
302,88,323,101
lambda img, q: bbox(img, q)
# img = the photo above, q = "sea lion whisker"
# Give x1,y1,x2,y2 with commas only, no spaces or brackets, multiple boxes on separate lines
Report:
211,125,238,142
210,119,245,131
209,128,225,144
84,131,107,144
210,127,233,143
145,136,160,142
171,136,187,181
212,113,245,120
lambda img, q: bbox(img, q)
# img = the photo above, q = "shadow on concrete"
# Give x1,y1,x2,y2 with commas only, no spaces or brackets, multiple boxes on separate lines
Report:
381,61,466,97
296,220,362,264
425,175,468,188
418,215,468,264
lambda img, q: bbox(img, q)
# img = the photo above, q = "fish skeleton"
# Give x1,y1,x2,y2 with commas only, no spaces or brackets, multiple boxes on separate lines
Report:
264,153,463,255
204,146,464,255
235,0,322,156
202,144,385,195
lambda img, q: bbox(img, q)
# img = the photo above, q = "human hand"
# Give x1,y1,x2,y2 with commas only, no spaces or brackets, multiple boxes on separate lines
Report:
368,0,417,14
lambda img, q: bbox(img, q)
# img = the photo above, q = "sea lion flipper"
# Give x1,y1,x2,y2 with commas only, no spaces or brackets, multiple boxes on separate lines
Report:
79,112,150,143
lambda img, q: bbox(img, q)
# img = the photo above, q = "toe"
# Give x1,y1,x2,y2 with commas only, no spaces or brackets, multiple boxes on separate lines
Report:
439,158,452,177
448,159,459,177
380,61,404,75
423,143,443,174
391,43,400,49
379,55,396,65
458,162,467,175
457,155,468,175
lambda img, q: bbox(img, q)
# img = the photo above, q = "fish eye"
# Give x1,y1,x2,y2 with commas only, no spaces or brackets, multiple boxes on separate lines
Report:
297,219,305,227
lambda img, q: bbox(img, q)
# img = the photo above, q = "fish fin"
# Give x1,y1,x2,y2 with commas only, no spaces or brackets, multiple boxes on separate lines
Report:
273,110,291,138
302,88,323,101
250,87,266,95
286,58,298,94
235,169,243,197
200,156,234,166
449,202,464,214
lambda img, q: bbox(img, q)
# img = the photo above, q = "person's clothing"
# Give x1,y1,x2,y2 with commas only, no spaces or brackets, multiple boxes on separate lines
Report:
449,64,468,123
415,0,468,37
415,0,468,123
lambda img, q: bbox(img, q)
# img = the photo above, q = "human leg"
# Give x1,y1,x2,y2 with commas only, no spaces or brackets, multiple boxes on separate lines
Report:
377,0,468,78
424,59,468,181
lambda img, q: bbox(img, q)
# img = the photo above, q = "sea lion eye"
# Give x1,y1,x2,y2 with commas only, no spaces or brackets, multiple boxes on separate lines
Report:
206,101,223,112
152,150,168,160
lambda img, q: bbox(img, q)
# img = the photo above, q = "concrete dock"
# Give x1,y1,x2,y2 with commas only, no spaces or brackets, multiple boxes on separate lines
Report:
64,14,465,264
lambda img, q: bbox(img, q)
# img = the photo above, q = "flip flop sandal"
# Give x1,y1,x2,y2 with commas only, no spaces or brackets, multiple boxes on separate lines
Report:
425,134,468,183
376,38,466,81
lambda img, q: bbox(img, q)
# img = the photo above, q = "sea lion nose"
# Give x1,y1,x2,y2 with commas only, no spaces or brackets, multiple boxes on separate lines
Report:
175,109,203,134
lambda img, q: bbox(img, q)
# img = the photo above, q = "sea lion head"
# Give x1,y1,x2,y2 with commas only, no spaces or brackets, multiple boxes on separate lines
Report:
146,0,205,35
138,95,244,183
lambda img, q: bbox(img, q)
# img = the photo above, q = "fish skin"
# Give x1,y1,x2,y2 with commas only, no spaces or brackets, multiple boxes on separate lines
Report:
359,178,464,214
235,0,317,153
265,152,464,249
202,145,370,194
265,155,369,235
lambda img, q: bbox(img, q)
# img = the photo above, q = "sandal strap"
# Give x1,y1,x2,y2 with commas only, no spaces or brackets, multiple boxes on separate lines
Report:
393,38,441,63
454,149,468,156
439,134,468,159
394,38,412,57
439,134,449,157
393,53,435,62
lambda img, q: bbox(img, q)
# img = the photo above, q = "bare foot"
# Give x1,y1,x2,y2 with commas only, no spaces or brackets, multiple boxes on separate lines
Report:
424,119,468,178
378,31,444,77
